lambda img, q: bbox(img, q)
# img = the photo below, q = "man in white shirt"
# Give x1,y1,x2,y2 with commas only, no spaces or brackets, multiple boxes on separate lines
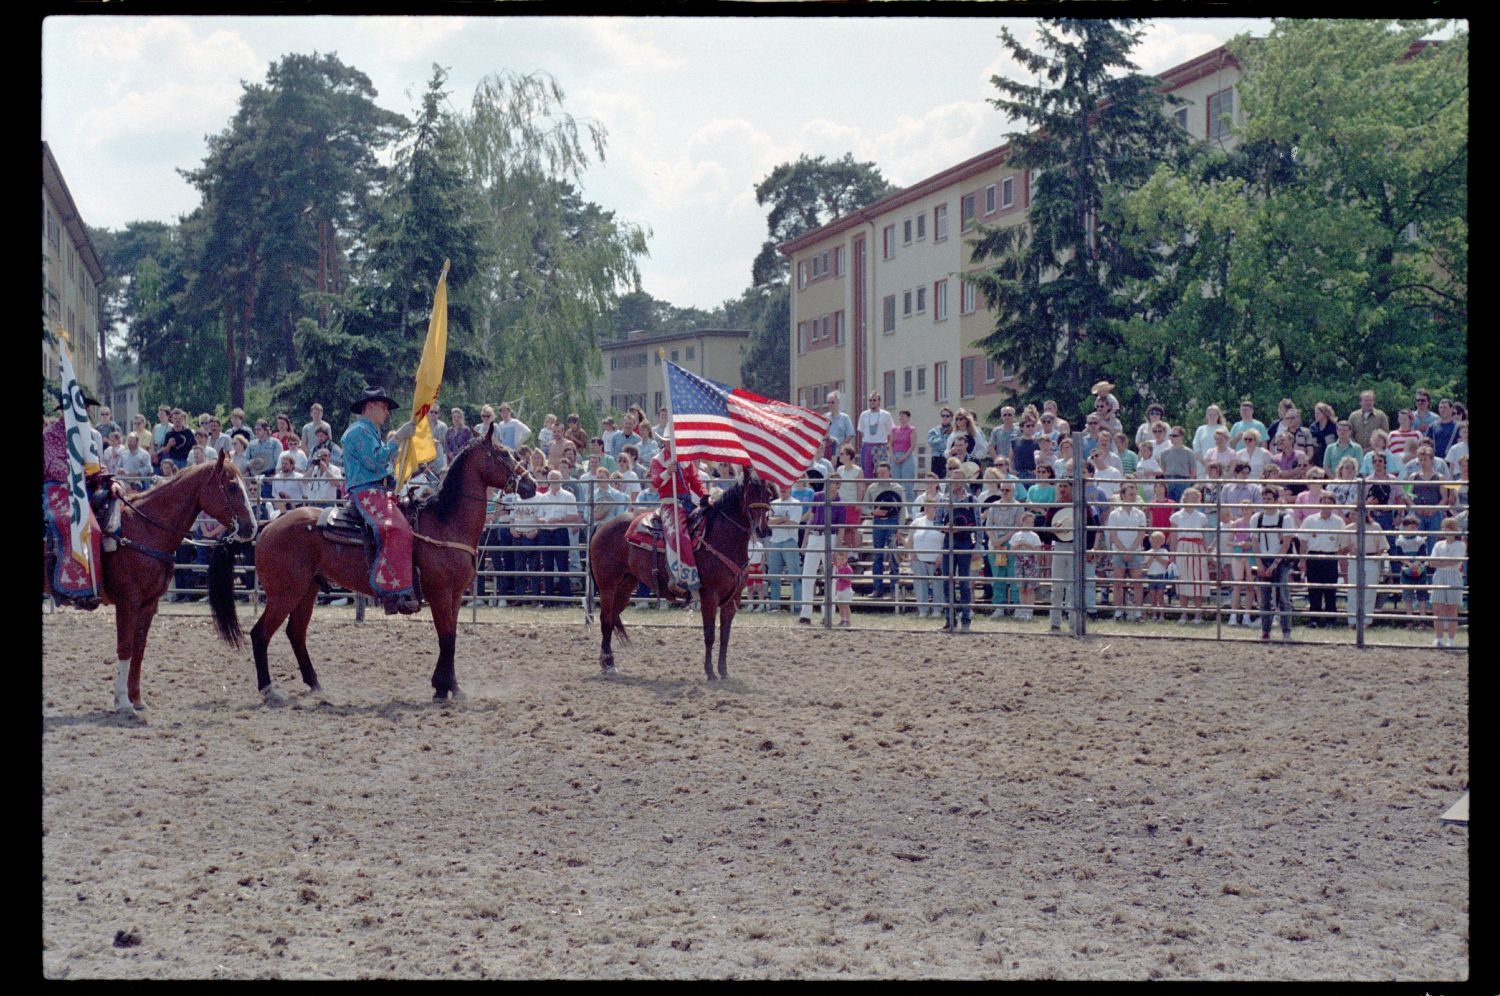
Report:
857,392,895,479
1089,446,1123,499
118,432,154,489
300,403,331,455
302,449,344,506
1106,481,1148,620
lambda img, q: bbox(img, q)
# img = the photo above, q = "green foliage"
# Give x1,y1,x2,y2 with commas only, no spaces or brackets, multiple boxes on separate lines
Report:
967,18,1187,419
752,153,895,287
1114,19,1467,417
456,71,648,420
735,284,792,398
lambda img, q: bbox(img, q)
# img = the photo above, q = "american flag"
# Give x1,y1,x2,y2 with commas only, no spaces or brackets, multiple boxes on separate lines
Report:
665,361,829,489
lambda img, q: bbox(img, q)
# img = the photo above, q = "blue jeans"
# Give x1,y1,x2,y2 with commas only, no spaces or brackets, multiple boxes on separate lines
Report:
870,523,898,594
891,453,918,501
911,560,939,614
763,538,802,606
944,551,973,626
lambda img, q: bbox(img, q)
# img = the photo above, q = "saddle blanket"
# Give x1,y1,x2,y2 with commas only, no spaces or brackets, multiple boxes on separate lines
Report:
624,509,666,552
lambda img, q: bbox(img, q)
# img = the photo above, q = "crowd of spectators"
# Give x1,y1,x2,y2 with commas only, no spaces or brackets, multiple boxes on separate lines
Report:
108,385,1468,642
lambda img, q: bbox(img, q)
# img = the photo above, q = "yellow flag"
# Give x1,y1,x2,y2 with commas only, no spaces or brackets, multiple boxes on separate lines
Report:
396,260,450,489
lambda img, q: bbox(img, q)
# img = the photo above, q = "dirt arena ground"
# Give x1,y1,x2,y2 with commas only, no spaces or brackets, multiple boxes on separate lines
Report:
41,604,1469,981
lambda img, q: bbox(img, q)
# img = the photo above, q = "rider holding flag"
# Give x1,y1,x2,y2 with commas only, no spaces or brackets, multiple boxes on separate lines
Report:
649,435,710,595
342,387,418,615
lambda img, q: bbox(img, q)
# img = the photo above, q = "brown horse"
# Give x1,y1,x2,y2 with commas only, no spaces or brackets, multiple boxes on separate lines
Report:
589,468,774,680
209,424,534,703
93,452,259,716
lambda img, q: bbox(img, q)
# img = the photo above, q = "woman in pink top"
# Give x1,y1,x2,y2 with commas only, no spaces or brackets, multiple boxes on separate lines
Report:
1293,468,1328,524
890,409,917,502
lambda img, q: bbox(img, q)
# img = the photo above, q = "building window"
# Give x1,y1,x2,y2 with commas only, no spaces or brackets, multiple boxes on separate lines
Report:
916,213,926,240
833,312,845,345
984,184,997,215
883,295,897,334
833,246,844,276
686,345,695,360
821,250,830,276
934,362,948,404
903,218,913,244
960,356,977,399
915,286,927,314
961,281,977,315
822,315,831,341
797,322,806,354
1208,87,1235,140
882,225,896,260
1001,176,1014,209
671,349,679,362
810,254,822,279
883,370,896,409
798,261,808,289
934,204,948,242
903,368,913,395
934,280,948,321
1173,106,1189,131
984,358,997,384
654,352,661,365
902,291,913,317
961,193,976,231
916,366,926,393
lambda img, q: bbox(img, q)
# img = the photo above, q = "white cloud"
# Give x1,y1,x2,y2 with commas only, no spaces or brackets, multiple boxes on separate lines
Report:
581,19,687,74
350,16,469,64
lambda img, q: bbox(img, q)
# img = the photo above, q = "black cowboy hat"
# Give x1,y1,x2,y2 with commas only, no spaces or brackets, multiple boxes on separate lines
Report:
51,388,101,413
350,387,401,414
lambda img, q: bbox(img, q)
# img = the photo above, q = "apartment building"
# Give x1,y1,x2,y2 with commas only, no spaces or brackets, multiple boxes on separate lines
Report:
781,44,1243,463
594,327,751,417
42,142,108,405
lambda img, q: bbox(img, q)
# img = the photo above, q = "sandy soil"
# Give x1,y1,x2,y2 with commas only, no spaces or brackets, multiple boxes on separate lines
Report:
41,604,1469,980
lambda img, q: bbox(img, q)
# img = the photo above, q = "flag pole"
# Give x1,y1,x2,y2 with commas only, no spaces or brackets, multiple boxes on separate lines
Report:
659,351,683,586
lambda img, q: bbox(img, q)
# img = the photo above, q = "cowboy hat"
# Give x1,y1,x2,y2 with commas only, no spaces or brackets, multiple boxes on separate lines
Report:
1050,506,1075,542
51,389,101,412
350,387,401,414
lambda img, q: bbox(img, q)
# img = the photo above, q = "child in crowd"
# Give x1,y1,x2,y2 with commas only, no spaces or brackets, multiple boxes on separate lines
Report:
832,551,854,627
1225,504,1256,627
1428,517,1466,648
745,538,767,612
1393,515,1430,627
1008,512,1043,621
1144,531,1174,622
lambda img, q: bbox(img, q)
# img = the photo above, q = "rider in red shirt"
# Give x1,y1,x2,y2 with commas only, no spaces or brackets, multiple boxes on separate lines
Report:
649,439,710,592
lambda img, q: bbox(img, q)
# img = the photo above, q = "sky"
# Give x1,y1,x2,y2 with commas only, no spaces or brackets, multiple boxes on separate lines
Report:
42,14,1273,312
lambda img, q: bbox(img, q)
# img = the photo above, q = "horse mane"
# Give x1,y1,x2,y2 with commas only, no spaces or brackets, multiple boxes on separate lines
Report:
131,458,219,506
421,438,491,521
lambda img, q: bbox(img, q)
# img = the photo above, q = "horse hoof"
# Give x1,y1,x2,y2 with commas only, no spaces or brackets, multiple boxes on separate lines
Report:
705,672,717,682
114,701,138,719
600,663,618,676
130,698,148,711
262,685,288,707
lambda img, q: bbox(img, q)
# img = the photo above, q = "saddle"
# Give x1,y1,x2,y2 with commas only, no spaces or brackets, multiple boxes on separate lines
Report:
623,506,705,552
314,499,424,610
317,499,376,546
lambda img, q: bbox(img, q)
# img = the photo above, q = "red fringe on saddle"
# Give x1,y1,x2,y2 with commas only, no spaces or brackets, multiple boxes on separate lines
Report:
624,509,665,552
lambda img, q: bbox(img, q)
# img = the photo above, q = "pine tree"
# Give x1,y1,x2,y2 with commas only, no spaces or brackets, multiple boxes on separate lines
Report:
966,19,1184,417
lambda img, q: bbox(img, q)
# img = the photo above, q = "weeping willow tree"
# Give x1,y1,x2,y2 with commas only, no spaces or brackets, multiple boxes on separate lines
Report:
459,71,649,420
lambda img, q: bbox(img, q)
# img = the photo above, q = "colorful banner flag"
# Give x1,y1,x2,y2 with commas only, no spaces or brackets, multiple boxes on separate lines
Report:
663,361,829,489
57,327,100,578
396,260,450,489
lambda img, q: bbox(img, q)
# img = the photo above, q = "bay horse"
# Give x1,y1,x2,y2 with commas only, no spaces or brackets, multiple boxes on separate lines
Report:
209,424,534,703
589,468,774,680
88,452,259,716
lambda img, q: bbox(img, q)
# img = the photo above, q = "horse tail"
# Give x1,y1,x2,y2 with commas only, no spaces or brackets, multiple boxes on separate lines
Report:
207,544,244,649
